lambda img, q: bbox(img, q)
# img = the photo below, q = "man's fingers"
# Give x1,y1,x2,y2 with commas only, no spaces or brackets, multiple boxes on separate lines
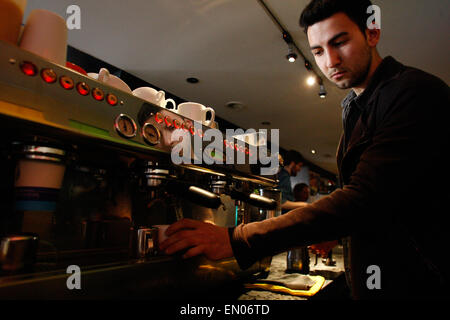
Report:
159,229,195,251
182,245,205,259
166,218,202,236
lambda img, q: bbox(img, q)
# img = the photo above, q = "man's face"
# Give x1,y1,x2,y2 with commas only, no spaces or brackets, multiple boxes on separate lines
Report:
291,162,303,176
296,186,310,202
307,12,373,89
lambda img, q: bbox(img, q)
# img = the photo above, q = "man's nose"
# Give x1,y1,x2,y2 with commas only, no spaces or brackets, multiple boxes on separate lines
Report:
325,49,341,69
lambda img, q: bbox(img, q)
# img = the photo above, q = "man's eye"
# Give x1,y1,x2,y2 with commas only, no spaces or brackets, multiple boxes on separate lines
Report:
334,40,347,47
312,50,323,56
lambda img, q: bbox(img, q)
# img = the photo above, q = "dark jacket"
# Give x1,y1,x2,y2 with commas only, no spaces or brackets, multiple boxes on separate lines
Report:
278,167,294,204
229,57,450,299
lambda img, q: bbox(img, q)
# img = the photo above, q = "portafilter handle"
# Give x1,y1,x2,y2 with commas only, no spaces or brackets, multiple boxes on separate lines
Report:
229,189,278,210
165,181,222,209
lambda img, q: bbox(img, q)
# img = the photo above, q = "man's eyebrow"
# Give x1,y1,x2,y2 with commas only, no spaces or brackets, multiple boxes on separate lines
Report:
310,32,349,50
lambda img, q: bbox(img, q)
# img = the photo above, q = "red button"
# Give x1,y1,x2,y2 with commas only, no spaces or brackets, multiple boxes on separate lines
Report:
76,82,90,96
155,112,164,124
106,93,118,106
20,61,37,76
92,88,104,101
173,119,181,129
164,116,172,127
60,76,74,90
41,69,57,83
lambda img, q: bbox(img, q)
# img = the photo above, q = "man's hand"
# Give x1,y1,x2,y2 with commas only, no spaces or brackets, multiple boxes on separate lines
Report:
159,218,234,260
309,240,338,258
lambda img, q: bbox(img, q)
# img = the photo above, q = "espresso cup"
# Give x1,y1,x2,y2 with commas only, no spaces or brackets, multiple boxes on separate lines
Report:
158,92,177,111
19,9,67,65
133,87,177,110
132,87,164,105
88,68,132,93
0,0,27,45
152,224,169,254
177,102,215,127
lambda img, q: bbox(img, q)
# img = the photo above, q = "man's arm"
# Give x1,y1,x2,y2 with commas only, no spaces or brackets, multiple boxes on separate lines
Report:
161,76,449,268
281,200,308,210
229,78,450,269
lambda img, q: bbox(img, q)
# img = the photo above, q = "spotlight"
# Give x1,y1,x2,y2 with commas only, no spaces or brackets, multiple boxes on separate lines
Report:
286,43,297,63
306,76,316,86
318,84,327,98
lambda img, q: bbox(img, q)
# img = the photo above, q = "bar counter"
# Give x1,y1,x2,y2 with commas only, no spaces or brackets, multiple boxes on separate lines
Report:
238,245,347,300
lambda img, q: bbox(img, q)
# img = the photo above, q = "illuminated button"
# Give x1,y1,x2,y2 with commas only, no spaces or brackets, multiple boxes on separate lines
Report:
76,82,90,96
164,116,172,127
60,76,74,90
245,147,249,155
106,93,118,106
189,126,195,135
173,119,181,129
20,61,38,76
92,87,104,101
41,69,57,83
155,112,164,124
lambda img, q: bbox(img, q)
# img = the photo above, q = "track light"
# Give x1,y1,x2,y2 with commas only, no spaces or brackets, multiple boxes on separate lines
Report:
319,84,327,98
304,60,313,71
286,43,297,63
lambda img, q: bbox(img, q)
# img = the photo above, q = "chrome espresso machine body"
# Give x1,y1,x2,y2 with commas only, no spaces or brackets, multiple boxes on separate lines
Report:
0,41,281,299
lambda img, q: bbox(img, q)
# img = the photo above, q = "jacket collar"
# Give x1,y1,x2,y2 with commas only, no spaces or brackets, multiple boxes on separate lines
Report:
341,56,404,111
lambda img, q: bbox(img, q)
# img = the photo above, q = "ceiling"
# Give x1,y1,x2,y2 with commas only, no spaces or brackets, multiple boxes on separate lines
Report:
26,0,450,174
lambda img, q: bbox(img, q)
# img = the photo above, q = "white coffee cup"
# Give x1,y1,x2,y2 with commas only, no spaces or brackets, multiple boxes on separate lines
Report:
177,102,215,127
133,87,177,110
88,68,132,93
19,9,67,65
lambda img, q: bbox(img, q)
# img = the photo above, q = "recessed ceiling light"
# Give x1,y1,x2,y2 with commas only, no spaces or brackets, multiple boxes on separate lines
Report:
186,77,199,84
225,101,245,110
311,149,316,154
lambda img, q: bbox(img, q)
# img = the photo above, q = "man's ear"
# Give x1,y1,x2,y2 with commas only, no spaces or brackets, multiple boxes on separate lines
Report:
365,27,380,47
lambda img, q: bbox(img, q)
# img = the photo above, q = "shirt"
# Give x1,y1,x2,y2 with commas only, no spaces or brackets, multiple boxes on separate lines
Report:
278,167,294,204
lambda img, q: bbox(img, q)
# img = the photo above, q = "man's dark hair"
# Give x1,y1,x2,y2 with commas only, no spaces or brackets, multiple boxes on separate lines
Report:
284,150,304,166
293,183,309,194
299,0,373,34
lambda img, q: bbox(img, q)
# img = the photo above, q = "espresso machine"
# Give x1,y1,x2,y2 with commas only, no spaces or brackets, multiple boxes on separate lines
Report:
0,40,281,299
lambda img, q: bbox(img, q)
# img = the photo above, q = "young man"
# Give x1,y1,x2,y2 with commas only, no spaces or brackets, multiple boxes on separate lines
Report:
293,183,310,203
161,0,450,299
278,150,309,211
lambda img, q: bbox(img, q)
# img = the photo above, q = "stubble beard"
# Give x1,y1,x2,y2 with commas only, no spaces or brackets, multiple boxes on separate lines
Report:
335,47,373,90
